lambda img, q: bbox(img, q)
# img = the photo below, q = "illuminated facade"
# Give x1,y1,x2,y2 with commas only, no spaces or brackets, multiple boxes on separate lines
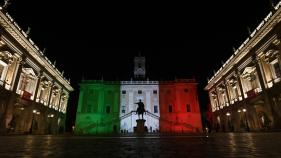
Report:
75,81,120,134
159,80,202,133
120,81,160,133
205,2,281,132
0,8,73,134
75,56,202,134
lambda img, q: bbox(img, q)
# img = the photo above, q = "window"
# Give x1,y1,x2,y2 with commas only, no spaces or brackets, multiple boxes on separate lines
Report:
106,106,110,114
0,60,7,83
0,64,4,80
138,63,141,68
87,104,92,113
273,63,281,78
89,89,93,95
168,105,172,113
122,90,126,94
122,106,126,113
154,105,158,113
186,104,191,112
138,90,142,94
184,89,188,93
153,90,157,94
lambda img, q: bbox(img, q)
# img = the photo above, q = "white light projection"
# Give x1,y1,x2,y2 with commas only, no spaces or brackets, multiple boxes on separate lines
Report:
120,81,160,133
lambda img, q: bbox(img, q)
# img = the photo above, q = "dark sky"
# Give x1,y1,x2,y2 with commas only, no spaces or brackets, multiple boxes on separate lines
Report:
6,0,276,130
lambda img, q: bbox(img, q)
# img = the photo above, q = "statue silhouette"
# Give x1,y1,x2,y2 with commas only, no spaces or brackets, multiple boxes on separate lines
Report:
135,99,146,119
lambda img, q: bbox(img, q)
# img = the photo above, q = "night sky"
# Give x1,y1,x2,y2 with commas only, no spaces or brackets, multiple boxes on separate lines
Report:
5,0,276,131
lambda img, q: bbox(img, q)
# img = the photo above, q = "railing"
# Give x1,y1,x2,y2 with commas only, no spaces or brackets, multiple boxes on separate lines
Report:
120,111,134,120
120,110,160,120
146,111,160,119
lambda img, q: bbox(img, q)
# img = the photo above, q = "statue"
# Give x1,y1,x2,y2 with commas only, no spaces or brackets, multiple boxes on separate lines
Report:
2,0,11,10
135,99,146,119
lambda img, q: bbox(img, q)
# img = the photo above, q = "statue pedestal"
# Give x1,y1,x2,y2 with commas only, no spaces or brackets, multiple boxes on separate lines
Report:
134,119,146,134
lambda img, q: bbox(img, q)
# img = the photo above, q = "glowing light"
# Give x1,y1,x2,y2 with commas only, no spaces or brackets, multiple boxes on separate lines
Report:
226,112,230,116
242,109,246,112
238,110,241,113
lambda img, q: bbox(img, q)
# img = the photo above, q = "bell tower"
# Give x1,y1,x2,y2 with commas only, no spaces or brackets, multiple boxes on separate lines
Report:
134,54,146,80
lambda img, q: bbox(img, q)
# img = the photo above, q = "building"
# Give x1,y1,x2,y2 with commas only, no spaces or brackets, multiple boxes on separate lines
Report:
75,55,202,134
75,81,120,134
0,7,74,134
205,2,281,132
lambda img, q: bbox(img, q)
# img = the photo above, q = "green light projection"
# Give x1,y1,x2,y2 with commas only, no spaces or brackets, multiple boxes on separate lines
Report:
75,81,120,135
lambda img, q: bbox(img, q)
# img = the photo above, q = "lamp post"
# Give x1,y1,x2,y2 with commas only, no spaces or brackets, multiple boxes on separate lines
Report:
29,110,36,134
243,108,250,132
226,112,233,131
47,114,54,134
29,110,40,134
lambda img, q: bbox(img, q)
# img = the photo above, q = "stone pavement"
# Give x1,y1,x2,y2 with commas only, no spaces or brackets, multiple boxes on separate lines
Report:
0,132,281,157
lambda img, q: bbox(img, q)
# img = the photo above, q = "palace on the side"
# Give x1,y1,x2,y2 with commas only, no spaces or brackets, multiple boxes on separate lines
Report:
0,6,74,134
205,2,281,132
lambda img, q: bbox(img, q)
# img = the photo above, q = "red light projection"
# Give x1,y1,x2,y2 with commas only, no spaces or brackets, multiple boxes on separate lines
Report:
159,80,202,133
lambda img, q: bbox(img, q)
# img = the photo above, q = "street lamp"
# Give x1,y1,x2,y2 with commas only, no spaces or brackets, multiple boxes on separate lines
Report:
243,108,250,132
226,112,232,131
29,109,40,134
47,113,54,134
29,110,36,134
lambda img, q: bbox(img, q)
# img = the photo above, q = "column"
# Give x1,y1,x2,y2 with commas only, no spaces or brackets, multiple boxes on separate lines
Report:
98,89,104,113
145,91,151,112
252,55,267,92
33,71,43,102
47,81,54,107
214,87,221,109
223,79,231,106
114,91,119,113
235,67,244,100
275,36,281,72
57,88,63,111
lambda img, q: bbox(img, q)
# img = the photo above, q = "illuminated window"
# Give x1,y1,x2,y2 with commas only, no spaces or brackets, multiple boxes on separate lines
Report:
122,106,126,113
154,105,158,113
184,89,188,93
153,90,157,94
122,90,126,94
106,106,110,114
186,104,191,112
138,90,142,94
168,105,172,113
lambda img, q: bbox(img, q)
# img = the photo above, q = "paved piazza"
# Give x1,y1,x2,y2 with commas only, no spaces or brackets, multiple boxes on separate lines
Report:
0,133,281,157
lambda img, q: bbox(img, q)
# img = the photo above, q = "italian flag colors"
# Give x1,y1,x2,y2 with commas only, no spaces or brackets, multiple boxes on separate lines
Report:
75,79,202,135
